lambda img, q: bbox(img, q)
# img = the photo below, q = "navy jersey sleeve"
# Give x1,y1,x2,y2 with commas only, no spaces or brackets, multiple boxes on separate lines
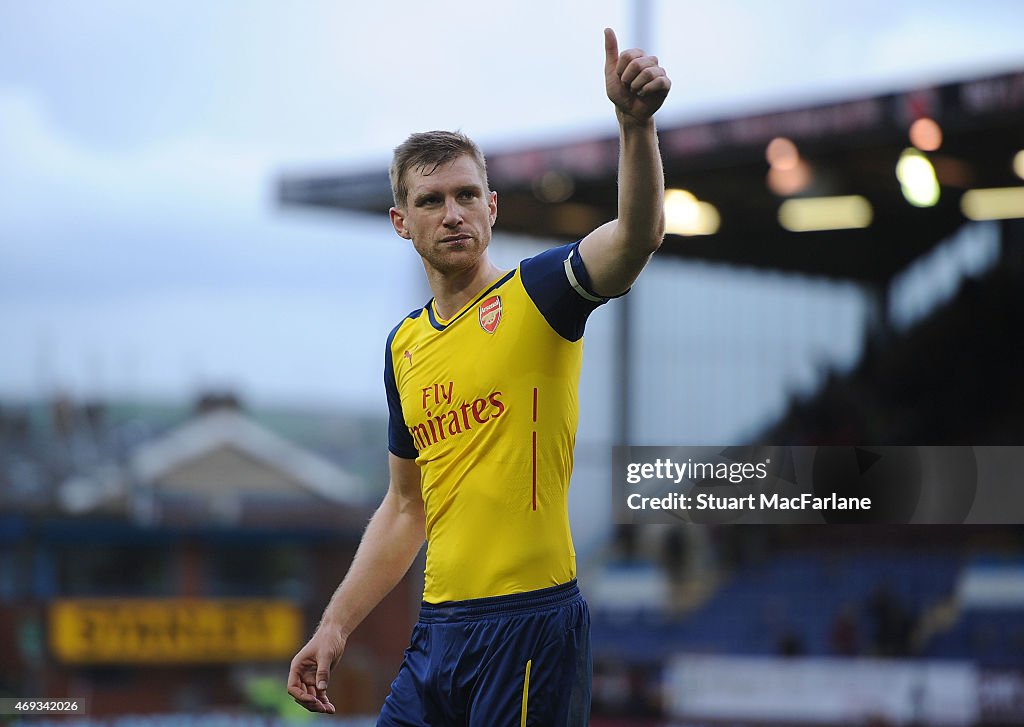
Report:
519,240,614,342
384,318,418,459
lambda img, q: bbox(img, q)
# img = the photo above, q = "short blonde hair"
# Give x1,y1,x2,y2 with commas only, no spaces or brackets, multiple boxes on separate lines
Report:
389,131,489,209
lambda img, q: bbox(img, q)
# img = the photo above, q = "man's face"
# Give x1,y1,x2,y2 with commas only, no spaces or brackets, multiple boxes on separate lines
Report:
390,155,497,275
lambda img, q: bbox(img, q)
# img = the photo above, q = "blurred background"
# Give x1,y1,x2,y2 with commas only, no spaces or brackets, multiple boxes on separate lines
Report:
2,1,1024,725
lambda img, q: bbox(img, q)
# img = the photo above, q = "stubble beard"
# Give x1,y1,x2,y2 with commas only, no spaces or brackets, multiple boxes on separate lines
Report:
417,234,489,276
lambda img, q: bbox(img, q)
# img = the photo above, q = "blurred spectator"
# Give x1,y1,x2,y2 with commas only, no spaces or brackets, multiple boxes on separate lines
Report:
777,630,805,657
662,527,687,583
829,602,861,656
869,583,913,657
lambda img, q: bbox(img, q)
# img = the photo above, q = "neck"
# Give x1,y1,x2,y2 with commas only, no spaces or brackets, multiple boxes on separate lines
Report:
425,256,504,320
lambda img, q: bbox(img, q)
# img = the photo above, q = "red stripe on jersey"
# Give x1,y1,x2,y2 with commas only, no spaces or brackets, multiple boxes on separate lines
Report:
531,431,537,511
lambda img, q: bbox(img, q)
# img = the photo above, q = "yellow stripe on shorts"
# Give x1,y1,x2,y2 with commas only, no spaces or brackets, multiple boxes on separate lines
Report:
520,658,532,727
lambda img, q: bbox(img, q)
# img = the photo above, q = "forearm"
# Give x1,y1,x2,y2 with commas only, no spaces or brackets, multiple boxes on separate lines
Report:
317,489,426,640
616,114,666,255
577,28,670,295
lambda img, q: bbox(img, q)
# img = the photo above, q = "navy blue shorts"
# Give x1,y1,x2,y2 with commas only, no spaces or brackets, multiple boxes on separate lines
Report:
377,579,591,727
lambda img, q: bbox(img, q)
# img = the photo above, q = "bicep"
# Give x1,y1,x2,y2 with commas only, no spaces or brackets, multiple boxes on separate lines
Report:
578,219,654,297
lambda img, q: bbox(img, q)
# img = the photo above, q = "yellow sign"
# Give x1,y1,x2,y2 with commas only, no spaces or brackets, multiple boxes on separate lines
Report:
49,599,303,664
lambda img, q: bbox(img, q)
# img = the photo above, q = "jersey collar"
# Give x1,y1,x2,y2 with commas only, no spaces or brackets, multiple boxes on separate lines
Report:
426,269,516,331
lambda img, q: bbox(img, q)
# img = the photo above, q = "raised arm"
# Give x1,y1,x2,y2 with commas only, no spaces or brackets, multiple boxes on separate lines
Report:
286,453,425,713
578,27,671,297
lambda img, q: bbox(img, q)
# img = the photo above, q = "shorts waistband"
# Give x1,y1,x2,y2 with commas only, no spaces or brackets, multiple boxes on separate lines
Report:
418,579,581,623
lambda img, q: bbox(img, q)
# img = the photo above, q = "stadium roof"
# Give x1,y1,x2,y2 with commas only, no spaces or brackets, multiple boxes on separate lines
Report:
278,70,1024,286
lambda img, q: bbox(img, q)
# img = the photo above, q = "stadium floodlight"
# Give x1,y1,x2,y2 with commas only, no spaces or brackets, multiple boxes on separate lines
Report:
1014,150,1024,180
765,137,813,196
778,195,873,232
896,148,940,207
909,117,943,152
664,188,720,236
766,137,799,170
961,187,1024,221
767,160,812,196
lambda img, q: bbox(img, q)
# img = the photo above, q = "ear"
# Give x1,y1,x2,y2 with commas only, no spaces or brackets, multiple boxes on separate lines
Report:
488,191,498,227
389,207,411,239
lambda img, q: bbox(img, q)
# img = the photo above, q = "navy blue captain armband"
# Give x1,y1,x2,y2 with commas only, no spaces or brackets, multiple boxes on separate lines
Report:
520,240,610,342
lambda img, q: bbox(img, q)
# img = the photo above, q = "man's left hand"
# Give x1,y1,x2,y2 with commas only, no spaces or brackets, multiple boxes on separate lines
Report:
604,27,671,125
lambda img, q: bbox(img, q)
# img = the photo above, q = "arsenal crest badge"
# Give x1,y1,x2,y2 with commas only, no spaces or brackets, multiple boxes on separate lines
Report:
478,295,502,334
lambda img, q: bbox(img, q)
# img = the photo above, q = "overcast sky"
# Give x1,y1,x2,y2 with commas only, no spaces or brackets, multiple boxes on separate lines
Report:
1,0,1022,412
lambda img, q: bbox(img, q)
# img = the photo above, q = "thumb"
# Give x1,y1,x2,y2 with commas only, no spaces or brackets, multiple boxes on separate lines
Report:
316,657,331,691
603,27,618,71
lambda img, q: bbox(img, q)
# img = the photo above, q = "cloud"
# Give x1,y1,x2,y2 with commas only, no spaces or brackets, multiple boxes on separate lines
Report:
0,85,421,406
0,86,414,301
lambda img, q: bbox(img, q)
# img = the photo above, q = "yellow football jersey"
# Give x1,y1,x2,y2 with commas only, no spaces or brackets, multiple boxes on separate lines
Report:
385,241,608,603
